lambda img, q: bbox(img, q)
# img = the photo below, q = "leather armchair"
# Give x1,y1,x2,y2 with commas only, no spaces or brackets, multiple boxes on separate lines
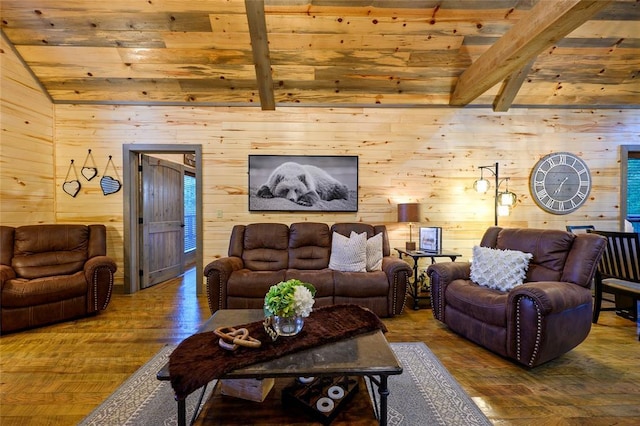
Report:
1,224,117,334
427,227,606,367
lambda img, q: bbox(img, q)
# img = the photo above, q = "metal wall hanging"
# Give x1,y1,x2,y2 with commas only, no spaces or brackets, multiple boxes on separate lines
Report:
100,155,122,196
81,149,98,181
63,159,81,197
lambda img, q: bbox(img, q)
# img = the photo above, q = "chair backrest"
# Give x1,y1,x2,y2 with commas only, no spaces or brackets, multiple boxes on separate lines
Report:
229,223,290,271
480,226,606,288
227,222,393,272
588,230,640,283
10,224,92,279
288,222,331,270
566,225,595,234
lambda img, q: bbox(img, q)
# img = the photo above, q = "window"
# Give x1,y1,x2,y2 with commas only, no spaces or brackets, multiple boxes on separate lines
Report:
627,153,640,232
184,173,197,253
622,146,640,232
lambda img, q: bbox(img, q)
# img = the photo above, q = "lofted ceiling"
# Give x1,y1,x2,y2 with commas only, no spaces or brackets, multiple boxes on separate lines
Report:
1,0,638,111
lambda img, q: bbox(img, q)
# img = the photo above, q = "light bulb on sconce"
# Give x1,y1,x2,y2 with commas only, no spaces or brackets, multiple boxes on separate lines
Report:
473,169,490,193
497,204,511,217
474,178,490,193
498,178,516,207
499,190,517,207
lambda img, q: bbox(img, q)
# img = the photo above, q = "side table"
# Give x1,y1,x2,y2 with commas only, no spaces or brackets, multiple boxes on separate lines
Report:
394,248,462,310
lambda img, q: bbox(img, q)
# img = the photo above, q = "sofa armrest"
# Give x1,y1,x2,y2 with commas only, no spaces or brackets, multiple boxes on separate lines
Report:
506,281,592,367
507,281,592,316
381,256,412,280
1,264,16,288
204,256,244,314
427,262,471,321
381,256,412,316
84,255,117,312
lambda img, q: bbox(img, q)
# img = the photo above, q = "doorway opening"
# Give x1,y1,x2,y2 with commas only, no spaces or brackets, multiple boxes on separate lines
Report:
122,144,203,294
621,145,640,232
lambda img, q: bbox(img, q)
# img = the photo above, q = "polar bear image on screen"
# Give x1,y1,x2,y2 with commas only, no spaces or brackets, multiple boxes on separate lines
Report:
256,162,349,207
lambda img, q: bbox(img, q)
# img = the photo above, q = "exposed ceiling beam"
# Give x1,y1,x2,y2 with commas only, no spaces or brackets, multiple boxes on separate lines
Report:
245,0,275,111
450,0,613,107
492,59,536,112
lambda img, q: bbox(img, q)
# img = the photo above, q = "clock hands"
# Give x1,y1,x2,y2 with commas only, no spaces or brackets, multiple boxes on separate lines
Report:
554,177,569,195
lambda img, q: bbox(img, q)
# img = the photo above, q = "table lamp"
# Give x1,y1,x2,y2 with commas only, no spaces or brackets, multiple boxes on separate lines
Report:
397,203,420,250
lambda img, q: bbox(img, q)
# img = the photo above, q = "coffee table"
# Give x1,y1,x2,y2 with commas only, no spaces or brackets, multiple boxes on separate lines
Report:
157,309,402,426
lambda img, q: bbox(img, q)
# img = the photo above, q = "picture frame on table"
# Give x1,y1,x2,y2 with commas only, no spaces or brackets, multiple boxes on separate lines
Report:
419,227,442,252
248,155,358,212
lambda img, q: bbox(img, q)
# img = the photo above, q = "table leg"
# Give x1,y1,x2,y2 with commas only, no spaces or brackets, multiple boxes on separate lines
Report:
177,398,186,426
175,383,209,426
378,375,390,426
411,259,420,310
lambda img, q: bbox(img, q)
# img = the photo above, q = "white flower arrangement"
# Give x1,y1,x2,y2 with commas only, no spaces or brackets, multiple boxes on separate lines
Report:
264,279,316,318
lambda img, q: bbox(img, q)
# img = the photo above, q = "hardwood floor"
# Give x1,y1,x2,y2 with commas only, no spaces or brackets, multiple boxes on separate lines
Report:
1,268,638,425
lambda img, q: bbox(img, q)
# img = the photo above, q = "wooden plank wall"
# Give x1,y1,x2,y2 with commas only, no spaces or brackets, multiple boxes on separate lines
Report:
0,34,55,225
2,39,638,289
52,104,638,288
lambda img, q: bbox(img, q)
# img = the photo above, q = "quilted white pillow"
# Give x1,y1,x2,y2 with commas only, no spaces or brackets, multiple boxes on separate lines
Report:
470,246,533,291
366,232,383,271
329,231,367,272
350,231,383,271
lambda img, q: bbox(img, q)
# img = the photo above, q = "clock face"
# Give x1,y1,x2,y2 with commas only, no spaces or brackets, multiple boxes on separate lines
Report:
530,152,591,215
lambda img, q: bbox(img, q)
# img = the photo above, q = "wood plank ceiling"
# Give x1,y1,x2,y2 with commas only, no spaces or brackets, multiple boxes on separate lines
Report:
1,0,638,110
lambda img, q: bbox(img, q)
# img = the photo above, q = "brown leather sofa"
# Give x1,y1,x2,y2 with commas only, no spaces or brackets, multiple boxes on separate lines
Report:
1,224,117,334
204,222,413,317
427,227,606,367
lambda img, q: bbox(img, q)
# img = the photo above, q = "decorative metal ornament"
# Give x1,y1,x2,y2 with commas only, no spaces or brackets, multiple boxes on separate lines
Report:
100,155,122,196
81,149,98,181
62,159,82,197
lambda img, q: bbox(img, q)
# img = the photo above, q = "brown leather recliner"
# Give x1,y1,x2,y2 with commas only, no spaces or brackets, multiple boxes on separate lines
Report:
427,227,606,367
204,222,413,318
1,224,117,334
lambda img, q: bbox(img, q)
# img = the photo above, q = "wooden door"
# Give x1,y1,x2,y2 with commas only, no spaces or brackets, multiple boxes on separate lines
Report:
140,154,185,289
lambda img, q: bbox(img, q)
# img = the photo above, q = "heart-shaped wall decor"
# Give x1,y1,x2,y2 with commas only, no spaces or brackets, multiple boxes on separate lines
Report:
81,167,98,181
63,180,81,197
100,176,121,195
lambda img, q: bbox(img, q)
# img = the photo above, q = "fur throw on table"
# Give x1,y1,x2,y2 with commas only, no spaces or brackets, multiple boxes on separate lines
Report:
169,304,386,399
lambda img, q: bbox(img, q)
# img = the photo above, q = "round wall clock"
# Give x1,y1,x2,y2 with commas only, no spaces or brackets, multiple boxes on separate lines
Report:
530,152,592,215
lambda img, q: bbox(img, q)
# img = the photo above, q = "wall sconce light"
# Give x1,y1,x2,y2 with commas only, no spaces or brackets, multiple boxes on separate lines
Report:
473,168,490,193
474,163,517,225
498,178,517,207
397,203,420,251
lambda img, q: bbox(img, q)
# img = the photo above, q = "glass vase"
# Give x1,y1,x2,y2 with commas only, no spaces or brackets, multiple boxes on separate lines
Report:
272,315,304,336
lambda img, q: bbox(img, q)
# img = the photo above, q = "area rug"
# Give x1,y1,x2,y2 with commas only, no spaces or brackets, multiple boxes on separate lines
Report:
79,342,491,426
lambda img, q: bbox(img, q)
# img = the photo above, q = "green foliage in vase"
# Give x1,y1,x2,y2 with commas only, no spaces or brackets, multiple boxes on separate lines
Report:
264,279,316,318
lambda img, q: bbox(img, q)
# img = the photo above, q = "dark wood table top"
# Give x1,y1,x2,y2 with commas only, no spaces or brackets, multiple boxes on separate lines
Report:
158,309,402,381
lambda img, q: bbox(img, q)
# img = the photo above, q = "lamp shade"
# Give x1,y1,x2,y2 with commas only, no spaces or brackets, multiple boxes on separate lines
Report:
474,178,490,193
397,203,420,223
499,191,517,206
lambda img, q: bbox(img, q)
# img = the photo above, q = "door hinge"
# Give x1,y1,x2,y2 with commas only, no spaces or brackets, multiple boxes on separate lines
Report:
138,164,143,172
138,217,143,224
139,269,144,277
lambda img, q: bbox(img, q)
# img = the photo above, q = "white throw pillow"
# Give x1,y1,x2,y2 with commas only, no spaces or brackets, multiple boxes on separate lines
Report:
349,231,383,272
365,232,383,271
329,231,367,272
470,246,533,291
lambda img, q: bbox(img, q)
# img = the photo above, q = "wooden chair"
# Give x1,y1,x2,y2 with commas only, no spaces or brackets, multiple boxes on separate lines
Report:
588,230,640,324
